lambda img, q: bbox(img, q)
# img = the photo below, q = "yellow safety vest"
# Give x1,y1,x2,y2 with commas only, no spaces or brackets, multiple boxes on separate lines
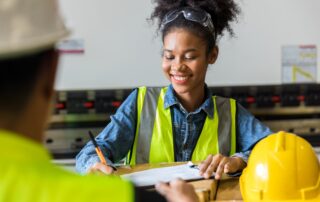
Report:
0,130,134,202
127,87,236,165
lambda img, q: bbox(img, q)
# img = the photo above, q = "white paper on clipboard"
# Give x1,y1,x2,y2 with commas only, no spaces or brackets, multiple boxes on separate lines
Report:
121,162,215,188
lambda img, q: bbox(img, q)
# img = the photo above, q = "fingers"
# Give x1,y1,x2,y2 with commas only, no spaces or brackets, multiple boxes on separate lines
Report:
88,162,114,174
198,154,213,175
155,179,184,195
214,157,229,180
224,161,231,173
170,178,186,190
199,154,223,179
169,179,199,202
156,179,199,202
155,182,171,197
198,154,245,180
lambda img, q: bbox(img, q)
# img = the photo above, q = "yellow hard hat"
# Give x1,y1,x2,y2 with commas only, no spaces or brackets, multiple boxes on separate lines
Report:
0,0,69,59
240,131,320,201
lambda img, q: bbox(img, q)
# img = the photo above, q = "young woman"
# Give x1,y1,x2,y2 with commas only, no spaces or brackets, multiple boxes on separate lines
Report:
76,0,272,180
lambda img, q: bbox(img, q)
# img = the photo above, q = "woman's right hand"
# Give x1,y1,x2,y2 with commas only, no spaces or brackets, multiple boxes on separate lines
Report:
88,162,114,174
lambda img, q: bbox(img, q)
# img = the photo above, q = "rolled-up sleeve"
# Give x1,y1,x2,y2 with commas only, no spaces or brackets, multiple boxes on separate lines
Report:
232,103,273,163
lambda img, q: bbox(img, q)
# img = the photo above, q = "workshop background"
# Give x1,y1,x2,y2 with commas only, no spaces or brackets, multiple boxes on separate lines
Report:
48,0,320,167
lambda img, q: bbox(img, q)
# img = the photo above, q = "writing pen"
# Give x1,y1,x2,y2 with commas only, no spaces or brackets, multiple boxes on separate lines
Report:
88,131,107,165
88,131,117,171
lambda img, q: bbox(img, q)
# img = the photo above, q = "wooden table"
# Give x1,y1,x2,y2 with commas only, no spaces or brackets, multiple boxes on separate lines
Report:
114,163,243,202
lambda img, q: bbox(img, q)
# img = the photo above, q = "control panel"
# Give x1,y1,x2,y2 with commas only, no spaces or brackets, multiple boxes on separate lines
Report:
46,84,320,159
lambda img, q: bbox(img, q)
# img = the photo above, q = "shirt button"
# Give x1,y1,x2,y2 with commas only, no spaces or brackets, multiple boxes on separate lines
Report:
183,144,188,149
187,116,192,122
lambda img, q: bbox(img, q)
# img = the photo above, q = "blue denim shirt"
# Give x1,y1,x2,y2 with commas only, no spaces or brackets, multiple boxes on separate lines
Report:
76,85,272,173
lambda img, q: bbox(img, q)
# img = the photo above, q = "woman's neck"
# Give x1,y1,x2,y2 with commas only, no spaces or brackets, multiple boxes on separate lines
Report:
176,86,206,112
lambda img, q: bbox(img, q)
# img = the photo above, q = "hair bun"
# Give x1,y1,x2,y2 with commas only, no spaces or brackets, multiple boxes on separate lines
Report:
150,0,240,38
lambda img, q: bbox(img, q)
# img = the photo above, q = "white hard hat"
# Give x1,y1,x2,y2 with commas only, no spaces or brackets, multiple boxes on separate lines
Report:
0,0,69,59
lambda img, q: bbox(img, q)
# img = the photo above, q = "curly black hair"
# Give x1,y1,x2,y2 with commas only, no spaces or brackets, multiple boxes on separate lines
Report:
150,0,240,53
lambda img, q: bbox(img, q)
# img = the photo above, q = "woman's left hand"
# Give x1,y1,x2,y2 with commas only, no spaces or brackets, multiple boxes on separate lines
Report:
198,154,246,180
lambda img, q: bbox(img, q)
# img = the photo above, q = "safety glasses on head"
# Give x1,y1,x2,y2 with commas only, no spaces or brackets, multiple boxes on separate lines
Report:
160,7,215,39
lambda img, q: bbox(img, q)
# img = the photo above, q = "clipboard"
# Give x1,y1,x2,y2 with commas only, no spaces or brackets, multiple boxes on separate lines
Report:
121,162,215,189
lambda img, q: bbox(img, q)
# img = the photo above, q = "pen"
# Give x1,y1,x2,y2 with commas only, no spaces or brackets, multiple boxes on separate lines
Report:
189,164,200,170
88,131,107,165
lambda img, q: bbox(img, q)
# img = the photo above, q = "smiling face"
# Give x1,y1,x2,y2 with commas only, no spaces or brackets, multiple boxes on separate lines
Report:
162,28,217,98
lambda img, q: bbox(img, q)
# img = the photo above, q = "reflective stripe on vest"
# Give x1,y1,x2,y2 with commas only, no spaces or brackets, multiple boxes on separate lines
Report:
128,86,236,165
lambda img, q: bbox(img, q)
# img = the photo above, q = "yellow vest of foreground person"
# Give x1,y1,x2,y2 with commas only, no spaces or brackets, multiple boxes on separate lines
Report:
0,130,133,202
128,87,237,165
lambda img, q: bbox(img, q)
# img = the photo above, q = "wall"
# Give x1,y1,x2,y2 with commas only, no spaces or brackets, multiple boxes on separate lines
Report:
56,0,320,90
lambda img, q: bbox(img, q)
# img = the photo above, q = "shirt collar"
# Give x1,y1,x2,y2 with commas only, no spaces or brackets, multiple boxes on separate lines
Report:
164,84,179,108
163,84,214,118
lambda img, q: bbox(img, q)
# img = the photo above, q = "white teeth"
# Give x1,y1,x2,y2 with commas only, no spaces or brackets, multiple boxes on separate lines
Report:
173,75,187,81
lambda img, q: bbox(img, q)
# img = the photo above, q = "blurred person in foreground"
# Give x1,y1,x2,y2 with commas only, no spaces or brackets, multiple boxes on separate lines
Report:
0,0,198,201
